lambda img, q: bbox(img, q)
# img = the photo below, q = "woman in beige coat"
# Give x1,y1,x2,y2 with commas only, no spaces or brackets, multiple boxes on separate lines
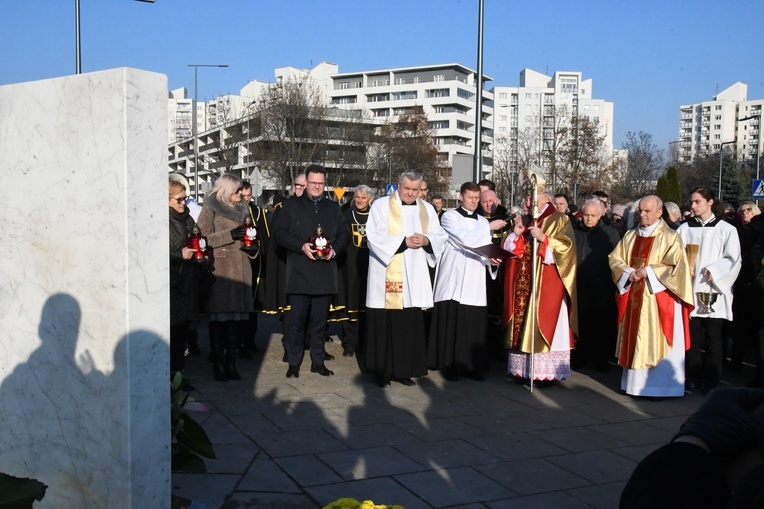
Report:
197,173,255,381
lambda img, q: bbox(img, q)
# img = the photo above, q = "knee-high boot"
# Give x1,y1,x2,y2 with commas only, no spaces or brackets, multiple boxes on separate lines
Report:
209,321,227,382
224,321,242,381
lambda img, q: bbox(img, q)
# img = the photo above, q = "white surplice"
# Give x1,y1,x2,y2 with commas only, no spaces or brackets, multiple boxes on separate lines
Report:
433,208,497,306
365,196,448,309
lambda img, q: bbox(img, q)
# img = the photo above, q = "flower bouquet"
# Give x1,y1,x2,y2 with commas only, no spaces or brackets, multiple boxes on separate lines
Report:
323,498,404,509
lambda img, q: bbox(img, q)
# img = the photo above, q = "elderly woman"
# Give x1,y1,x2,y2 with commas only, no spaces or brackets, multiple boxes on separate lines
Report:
169,179,199,379
197,173,255,382
332,185,374,357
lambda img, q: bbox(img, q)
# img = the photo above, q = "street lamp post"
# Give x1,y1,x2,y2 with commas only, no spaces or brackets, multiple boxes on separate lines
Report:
739,114,762,180
718,140,736,200
188,64,228,200
75,0,155,74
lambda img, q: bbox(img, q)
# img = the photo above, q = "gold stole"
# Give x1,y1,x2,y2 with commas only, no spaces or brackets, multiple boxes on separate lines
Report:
385,193,429,309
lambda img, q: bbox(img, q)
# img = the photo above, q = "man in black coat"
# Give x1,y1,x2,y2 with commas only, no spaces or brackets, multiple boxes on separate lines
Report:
273,164,350,378
572,198,620,372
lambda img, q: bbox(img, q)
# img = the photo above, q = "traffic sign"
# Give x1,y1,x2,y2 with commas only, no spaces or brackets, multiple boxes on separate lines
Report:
754,179,764,199
386,184,398,195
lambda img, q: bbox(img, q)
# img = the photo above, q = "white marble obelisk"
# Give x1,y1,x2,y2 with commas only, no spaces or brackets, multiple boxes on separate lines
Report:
0,68,170,508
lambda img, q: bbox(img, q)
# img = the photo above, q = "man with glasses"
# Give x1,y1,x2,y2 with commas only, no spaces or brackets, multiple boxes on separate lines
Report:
273,164,349,378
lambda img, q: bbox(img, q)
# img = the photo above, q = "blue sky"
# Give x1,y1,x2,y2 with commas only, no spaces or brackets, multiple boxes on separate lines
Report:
3,0,763,151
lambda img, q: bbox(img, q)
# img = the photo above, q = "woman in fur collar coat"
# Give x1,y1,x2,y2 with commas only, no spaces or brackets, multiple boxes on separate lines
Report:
197,173,256,381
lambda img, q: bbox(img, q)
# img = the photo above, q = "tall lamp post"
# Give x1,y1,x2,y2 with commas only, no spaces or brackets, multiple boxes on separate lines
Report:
739,114,762,180
188,64,228,199
718,140,736,200
75,0,155,74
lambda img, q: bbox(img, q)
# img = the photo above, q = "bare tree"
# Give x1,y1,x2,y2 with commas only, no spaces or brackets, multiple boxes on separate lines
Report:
619,131,665,199
249,76,329,191
557,116,610,195
374,110,442,196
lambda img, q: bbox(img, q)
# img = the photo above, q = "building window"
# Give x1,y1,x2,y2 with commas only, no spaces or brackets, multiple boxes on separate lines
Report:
434,74,445,82
413,77,420,84
457,88,474,100
715,115,721,120
372,80,383,87
499,126,507,133
395,78,406,85
714,124,721,130
499,92,507,99
525,93,531,99
434,106,446,113
429,120,449,129
500,115,507,121
426,88,450,98
339,82,349,90
391,91,417,100
715,105,722,110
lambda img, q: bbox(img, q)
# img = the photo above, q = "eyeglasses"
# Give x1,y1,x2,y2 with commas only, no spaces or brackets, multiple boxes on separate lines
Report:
306,181,325,187
172,196,187,204
741,207,753,213
294,183,306,188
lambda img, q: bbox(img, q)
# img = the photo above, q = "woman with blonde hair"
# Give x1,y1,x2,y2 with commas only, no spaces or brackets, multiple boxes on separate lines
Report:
168,179,199,380
197,173,256,381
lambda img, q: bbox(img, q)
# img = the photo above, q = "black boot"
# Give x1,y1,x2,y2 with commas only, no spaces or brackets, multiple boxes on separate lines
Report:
209,321,227,382
224,321,242,381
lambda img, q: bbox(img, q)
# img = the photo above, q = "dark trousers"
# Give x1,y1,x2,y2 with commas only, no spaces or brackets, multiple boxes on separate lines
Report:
341,313,366,353
688,317,724,389
170,321,190,374
286,294,331,367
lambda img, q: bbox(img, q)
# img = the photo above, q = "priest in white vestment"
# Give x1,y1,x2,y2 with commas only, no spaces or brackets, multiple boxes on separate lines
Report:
365,170,448,388
429,182,501,381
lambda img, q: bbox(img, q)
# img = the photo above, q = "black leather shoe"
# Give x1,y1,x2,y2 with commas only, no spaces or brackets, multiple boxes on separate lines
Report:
393,377,416,386
310,363,334,376
324,352,335,361
286,365,300,378
343,347,355,357
377,375,391,388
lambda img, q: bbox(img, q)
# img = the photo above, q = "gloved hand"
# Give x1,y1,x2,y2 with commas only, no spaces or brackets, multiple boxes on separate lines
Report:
673,388,764,462
230,225,246,241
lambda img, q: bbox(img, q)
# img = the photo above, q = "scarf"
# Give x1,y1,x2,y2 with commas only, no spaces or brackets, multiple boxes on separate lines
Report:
385,192,429,309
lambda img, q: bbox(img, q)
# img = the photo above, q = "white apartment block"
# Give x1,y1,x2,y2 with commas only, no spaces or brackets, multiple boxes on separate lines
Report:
678,81,763,164
325,63,494,173
492,69,614,181
167,62,494,188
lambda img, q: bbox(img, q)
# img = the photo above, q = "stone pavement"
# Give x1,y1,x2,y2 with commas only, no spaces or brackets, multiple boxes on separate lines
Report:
172,315,754,509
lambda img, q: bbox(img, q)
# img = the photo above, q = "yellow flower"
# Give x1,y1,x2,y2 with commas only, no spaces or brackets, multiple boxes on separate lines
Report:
323,499,403,509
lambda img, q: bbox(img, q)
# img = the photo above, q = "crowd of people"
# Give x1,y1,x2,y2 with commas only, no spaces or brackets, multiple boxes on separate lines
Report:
168,166,764,397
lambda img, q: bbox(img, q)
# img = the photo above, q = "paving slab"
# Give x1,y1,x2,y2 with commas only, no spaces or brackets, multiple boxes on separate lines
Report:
171,313,753,509
474,458,591,495
395,466,516,507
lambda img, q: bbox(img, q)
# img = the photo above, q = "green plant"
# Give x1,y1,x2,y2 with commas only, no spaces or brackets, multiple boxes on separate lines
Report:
171,372,216,472
0,472,47,508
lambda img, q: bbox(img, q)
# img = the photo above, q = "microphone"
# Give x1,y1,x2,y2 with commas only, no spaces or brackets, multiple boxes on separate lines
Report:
503,211,520,222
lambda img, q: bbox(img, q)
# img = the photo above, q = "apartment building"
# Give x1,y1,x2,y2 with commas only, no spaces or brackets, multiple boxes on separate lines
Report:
325,63,494,173
492,69,614,185
678,81,763,164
